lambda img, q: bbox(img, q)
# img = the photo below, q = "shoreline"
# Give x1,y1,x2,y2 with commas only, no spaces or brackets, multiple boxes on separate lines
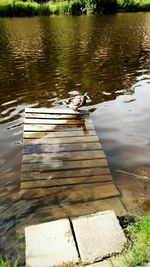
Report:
0,0,150,17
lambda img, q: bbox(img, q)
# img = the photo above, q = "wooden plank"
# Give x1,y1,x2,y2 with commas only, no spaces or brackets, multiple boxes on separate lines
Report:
24,118,91,125
23,142,102,154
24,136,99,145
20,182,120,202
20,175,113,189
22,151,106,163
25,108,88,115
23,129,97,139
25,113,88,119
22,159,108,172
33,198,127,218
21,167,111,181
24,123,95,132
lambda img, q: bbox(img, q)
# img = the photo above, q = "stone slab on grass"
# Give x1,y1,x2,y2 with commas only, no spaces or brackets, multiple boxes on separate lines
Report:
25,218,79,267
72,210,126,264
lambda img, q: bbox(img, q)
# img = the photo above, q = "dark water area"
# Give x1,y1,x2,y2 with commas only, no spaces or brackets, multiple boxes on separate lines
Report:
0,13,150,259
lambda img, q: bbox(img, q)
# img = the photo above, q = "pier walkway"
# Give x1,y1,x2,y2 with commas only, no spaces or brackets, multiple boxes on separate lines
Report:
20,107,126,219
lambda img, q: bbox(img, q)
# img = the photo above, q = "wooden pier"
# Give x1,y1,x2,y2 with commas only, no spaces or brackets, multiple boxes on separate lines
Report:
20,107,126,221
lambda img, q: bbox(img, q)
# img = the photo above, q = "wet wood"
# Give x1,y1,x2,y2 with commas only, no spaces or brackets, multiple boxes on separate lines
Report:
20,182,120,202
23,142,102,154
24,123,95,132
22,159,108,172
24,136,99,145
24,118,91,125
27,198,127,220
25,113,88,119
23,129,97,139
21,167,111,181
25,108,87,115
20,107,126,216
20,175,113,189
22,150,106,163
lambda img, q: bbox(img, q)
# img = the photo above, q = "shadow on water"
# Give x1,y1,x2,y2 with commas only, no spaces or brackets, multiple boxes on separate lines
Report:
0,13,150,260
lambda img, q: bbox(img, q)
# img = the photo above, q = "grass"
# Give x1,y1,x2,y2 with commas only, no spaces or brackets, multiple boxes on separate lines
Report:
0,0,51,16
0,0,149,16
0,256,19,267
115,215,150,267
117,0,150,11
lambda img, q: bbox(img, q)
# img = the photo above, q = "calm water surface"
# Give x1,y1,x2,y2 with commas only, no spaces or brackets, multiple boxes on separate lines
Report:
0,13,150,258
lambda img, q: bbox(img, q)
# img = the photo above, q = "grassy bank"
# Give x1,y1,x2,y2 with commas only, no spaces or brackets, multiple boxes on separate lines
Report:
117,0,150,12
0,0,150,16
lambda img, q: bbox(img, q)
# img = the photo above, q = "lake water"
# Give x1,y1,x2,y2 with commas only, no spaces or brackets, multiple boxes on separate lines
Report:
0,13,150,258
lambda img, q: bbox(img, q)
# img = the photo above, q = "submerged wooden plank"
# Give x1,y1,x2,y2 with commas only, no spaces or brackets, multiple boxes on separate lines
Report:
24,136,99,145
20,108,121,212
20,182,120,202
22,159,108,172
23,129,97,139
25,108,88,115
31,197,127,218
22,150,106,163
20,175,113,189
24,123,94,132
21,167,111,181
24,118,91,125
25,113,87,119
23,142,102,154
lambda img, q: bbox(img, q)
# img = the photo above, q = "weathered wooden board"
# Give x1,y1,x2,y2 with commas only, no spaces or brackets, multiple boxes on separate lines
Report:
24,136,99,145
23,142,102,154
24,123,95,132
22,159,108,172
20,182,120,202
20,175,113,189
22,150,106,163
20,108,126,216
24,118,91,125
23,129,97,139
21,167,111,181
25,108,87,115
25,113,88,119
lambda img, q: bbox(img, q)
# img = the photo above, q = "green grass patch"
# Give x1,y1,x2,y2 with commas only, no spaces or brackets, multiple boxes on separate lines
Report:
0,256,19,267
115,215,150,267
117,0,150,11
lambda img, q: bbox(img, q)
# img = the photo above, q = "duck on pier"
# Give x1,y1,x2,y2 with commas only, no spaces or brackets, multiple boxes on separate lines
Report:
64,92,90,111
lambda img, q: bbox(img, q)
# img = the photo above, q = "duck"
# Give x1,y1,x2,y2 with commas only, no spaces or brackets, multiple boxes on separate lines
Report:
64,92,90,111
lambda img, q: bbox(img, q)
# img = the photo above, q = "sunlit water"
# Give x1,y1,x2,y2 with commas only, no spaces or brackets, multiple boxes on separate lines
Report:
0,13,150,258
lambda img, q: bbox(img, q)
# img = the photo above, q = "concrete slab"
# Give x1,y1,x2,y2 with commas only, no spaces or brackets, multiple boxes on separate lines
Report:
72,210,127,264
25,218,79,267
